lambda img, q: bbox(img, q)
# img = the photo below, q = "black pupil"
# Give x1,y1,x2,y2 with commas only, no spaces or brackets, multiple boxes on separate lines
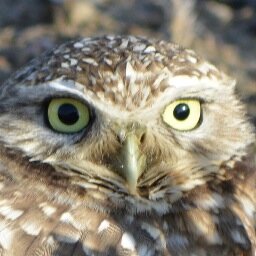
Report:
58,103,79,125
173,103,190,120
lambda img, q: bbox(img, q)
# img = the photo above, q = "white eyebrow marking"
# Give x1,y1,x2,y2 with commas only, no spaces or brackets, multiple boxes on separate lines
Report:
48,79,85,96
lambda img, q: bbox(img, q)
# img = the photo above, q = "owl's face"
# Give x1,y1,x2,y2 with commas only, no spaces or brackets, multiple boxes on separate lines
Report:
0,36,254,213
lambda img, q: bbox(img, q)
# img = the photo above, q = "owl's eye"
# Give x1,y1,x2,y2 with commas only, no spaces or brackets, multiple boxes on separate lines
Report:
162,99,201,131
47,98,90,133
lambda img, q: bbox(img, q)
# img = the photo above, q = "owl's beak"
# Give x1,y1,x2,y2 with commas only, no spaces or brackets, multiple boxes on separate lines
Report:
116,128,146,194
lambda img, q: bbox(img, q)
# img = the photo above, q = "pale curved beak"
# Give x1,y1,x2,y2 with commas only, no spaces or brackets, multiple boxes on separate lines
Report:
115,128,147,194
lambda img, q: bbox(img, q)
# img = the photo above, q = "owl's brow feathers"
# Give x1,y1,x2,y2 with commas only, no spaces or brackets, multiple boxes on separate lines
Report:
9,35,231,97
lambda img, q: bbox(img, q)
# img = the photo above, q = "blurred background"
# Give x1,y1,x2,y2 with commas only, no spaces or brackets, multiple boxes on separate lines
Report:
0,0,255,128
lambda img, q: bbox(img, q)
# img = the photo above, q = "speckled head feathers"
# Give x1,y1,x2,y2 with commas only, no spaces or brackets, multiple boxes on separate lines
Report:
7,35,233,111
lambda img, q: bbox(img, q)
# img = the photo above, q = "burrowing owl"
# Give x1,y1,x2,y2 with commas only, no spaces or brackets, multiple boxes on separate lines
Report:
0,35,255,256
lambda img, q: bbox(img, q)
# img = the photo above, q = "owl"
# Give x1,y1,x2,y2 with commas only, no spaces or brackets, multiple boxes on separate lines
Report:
0,35,255,256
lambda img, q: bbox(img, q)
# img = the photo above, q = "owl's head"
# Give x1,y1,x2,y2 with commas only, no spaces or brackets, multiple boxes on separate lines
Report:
0,36,254,213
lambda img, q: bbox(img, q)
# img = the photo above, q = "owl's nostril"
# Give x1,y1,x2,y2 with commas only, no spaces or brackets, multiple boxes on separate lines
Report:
115,123,146,145
140,132,146,145
116,131,146,145
116,134,122,144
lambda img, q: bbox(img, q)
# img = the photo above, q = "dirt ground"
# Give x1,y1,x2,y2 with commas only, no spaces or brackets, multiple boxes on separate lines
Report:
0,0,255,127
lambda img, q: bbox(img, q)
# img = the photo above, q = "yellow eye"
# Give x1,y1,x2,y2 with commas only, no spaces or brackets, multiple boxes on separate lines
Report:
47,98,90,133
162,99,201,131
